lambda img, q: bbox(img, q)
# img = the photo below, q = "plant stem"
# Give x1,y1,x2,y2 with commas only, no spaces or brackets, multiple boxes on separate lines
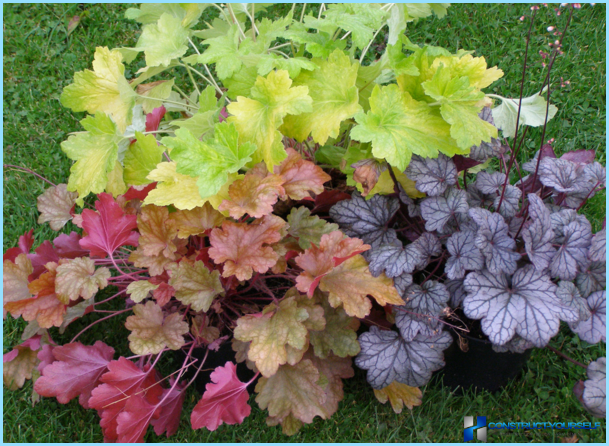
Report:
547,345,587,369
359,24,386,63
299,3,307,22
4,164,56,187
70,308,132,343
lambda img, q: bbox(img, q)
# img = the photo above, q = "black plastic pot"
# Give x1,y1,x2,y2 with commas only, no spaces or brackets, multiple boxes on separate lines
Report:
439,331,532,393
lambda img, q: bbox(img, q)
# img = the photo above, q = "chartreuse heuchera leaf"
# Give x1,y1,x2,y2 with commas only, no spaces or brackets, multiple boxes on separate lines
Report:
163,122,256,199
60,47,136,133
281,49,361,145
61,113,124,206
135,13,190,67
123,132,165,185
227,69,312,169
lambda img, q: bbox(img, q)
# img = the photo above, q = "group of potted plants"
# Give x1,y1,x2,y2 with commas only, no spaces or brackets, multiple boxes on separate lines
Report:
3,2,605,442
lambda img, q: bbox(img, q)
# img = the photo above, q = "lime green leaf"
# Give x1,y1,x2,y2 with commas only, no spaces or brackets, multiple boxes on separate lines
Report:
126,3,209,28
60,47,135,133
430,53,503,90
350,84,459,171
124,132,165,186
171,86,220,139
280,22,347,59
257,54,318,80
223,65,259,100
61,113,124,206
163,123,256,199
105,161,127,197
136,79,174,113
396,46,449,102
314,145,347,168
281,50,361,145
227,70,312,170
136,13,189,67
491,89,558,138
356,59,387,110
423,64,496,149
197,25,244,79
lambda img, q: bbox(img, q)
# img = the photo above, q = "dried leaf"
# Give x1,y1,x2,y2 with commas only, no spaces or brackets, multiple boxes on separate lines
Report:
373,381,423,413
168,202,225,238
273,148,331,200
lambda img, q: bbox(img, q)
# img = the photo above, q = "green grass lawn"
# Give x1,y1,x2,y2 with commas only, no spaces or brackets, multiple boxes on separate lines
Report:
3,3,606,442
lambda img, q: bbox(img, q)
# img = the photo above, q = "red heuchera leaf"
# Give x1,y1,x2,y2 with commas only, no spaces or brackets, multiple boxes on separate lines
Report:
34,341,114,408
145,106,166,132
151,380,187,438
310,190,352,214
274,148,331,200
209,215,286,280
560,149,595,166
122,183,158,203
191,362,252,431
116,394,161,443
453,155,482,172
89,357,163,442
37,344,57,374
54,232,88,258
4,229,34,262
27,241,59,281
79,193,139,257
295,231,370,297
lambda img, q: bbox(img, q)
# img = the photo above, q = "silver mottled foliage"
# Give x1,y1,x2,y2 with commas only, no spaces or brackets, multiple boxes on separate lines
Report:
368,243,424,278
420,188,469,232
469,208,520,275
411,232,442,270
522,194,555,271
556,281,591,322
549,219,592,280
446,279,466,307
577,357,606,418
583,162,606,187
494,185,521,218
476,171,506,194
550,209,589,243
539,158,582,193
492,335,534,354
397,183,421,217
463,266,578,347
405,154,457,197
466,183,495,209
576,261,606,298
355,327,452,389
589,230,606,262
329,192,399,249
395,281,450,340
445,230,485,279
570,291,606,344
393,272,414,296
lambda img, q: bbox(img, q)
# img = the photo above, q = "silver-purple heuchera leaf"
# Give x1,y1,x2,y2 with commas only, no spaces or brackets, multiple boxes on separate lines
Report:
405,154,458,197
329,192,399,249
550,209,589,243
549,219,592,281
411,232,441,270
576,261,606,298
397,183,421,217
355,326,452,389
463,265,578,347
583,162,606,187
393,272,414,296
466,183,495,209
494,185,521,219
394,281,450,340
589,230,606,262
445,230,485,280
475,171,506,194
469,208,520,275
469,107,505,161
538,158,582,193
446,279,466,307
522,194,555,271
556,281,591,322
368,243,424,278
420,188,469,232
573,358,606,418
491,335,534,354
569,291,606,344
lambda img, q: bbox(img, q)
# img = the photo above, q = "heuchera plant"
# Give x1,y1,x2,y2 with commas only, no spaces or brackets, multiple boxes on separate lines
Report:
2,2,605,442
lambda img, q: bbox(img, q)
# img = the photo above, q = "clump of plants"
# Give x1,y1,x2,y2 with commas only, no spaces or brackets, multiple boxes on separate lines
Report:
3,2,605,442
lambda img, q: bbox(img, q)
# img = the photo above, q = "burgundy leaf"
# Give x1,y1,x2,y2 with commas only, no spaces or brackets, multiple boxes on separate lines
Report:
191,362,252,431
560,149,596,166
453,155,482,172
310,190,352,214
116,394,160,443
151,380,186,438
145,106,166,132
53,232,88,258
27,240,60,281
122,183,158,202
3,229,34,262
34,341,114,408
37,344,57,374
79,193,139,257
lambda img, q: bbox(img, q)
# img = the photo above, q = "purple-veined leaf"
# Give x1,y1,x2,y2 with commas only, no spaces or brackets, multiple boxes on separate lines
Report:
355,326,452,389
574,357,606,418
466,183,495,209
556,281,591,322
475,171,506,194
549,219,592,280
411,232,441,270
538,158,582,193
550,209,589,243
569,291,606,344
394,281,449,340
393,272,413,296
463,266,575,347
491,335,534,354
368,243,424,278
397,184,420,218
446,230,485,280
589,230,606,262
576,261,606,298
522,194,555,271
494,185,521,218
469,107,505,161
329,192,399,249
420,188,468,232
583,162,606,187
469,208,520,275
446,279,466,307
405,154,457,197
522,144,556,173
